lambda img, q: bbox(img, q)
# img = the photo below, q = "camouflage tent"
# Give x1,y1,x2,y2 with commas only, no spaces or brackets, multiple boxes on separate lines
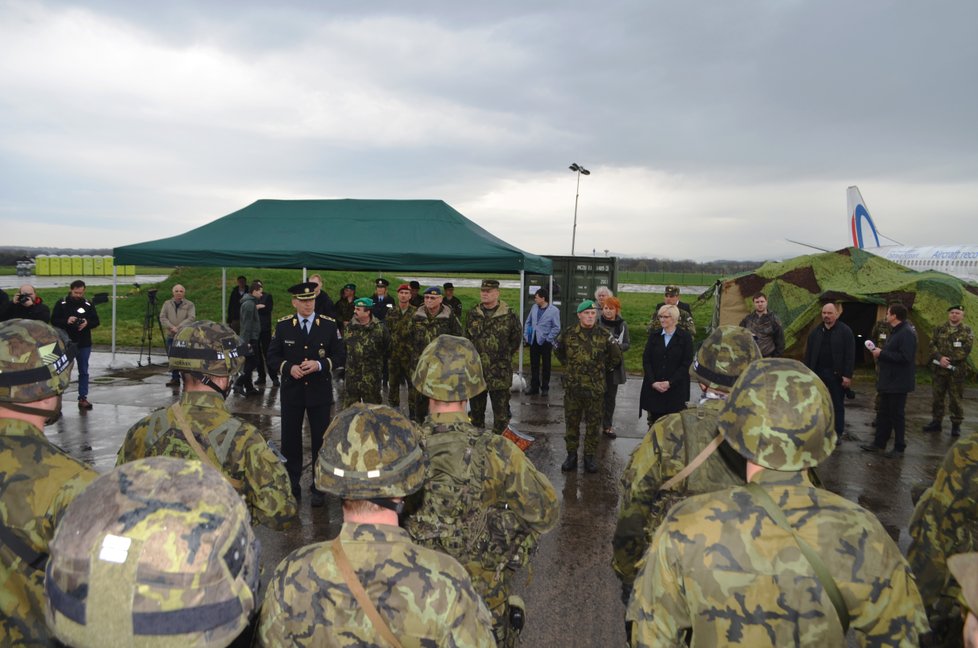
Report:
708,247,978,369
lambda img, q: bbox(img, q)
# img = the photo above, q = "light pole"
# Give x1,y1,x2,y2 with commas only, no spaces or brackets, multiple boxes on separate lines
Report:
569,163,590,256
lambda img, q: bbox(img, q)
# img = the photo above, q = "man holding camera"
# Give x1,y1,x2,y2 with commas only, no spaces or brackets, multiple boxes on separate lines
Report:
51,280,100,410
4,284,50,322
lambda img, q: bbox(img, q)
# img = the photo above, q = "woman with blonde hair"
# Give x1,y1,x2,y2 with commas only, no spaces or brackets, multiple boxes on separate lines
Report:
639,304,693,426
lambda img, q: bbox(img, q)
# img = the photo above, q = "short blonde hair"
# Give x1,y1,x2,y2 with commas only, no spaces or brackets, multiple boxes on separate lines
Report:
657,304,680,320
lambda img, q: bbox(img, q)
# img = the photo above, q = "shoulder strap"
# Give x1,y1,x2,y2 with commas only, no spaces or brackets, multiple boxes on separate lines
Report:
330,540,404,648
745,482,850,633
170,403,244,492
659,434,724,492
0,520,47,573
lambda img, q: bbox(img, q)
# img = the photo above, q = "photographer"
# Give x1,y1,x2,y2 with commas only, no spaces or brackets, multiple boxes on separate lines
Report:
4,284,51,322
51,280,101,410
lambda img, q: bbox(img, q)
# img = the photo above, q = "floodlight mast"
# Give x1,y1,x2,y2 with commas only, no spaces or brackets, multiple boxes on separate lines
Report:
569,163,590,256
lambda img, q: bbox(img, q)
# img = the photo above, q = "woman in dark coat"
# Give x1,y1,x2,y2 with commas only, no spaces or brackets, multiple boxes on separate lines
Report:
640,304,694,426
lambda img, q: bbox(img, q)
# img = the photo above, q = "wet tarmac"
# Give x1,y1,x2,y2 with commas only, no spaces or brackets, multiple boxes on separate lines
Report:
46,349,976,647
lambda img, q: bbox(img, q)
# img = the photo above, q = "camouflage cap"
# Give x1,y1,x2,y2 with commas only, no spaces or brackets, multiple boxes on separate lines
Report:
0,319,75,403
411,334,487,401
168,320,247,376
717,358,836,470
45,457,260,648
689,325,762,392
664,285,680,296
315,403,426,499
948,553,978,614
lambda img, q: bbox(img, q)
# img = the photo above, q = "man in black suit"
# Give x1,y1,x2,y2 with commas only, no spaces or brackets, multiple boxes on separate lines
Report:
267,282,346,507
862,303,917,458
804,301,855,442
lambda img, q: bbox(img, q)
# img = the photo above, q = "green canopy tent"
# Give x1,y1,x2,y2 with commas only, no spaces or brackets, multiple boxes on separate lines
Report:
708,246,978,369
111,199,553,365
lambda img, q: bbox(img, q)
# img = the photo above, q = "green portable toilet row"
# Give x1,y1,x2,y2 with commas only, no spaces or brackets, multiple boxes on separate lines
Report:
34,255,135,276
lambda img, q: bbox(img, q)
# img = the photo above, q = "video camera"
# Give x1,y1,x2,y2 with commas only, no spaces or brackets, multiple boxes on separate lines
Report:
147,288,159,305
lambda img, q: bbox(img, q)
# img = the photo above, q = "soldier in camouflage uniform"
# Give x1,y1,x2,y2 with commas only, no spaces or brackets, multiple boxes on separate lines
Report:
341,297,391,408
647,284,696,336
409,285,462,422
386,283,416,415
923,305,973,436
555,299,623,474
116,320,297,530
334,282,356,331
627,358,928,646
406,335,559,647
45,456,261,648
465,279,523,434
738,292,783,357
907,432,978,646
258,403,495,647
947,553,978,647
0,319,99,646
612,326,761,607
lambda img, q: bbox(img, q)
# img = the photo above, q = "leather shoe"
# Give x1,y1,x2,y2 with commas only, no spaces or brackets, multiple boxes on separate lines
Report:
255,378,267,386
271,377,281,386
232,384,246,396
952,423,962,437
245,386,261,396
560,453,578,472
165,379,180,387
78,398,93,410
583,456,598,473
859,444,882,453
540,388,549,396
310,489,326,508
923,420,942,432
884,448,905,459
603,427,617,439
525,387,539,395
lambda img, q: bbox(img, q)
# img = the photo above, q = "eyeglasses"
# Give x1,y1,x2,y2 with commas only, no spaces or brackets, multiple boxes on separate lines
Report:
658,314,674,319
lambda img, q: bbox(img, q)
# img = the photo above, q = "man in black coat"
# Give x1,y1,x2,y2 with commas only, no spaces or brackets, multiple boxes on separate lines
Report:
4,285,50,322
255,281,277,386
267,282,346,507
803,302,855,441
51,280,100,410
862,303,917,457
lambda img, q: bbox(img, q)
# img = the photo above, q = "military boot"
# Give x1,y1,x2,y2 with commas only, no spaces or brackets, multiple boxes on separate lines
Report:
923,420,942,432
951,423,962,437
583,456,598,473
560,453,578,472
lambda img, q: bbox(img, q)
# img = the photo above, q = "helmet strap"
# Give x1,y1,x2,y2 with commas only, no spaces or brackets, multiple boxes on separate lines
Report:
368,498,405,515
1,396,63,425
190,372,232,399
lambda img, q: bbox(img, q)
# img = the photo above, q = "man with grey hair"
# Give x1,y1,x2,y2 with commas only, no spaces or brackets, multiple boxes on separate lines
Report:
160,283,196,387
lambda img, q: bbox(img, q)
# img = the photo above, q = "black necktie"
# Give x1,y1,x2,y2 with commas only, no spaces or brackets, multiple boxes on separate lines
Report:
302,318,309,334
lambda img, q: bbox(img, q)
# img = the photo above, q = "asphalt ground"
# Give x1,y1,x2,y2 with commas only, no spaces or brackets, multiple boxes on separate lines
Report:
44,349,977,647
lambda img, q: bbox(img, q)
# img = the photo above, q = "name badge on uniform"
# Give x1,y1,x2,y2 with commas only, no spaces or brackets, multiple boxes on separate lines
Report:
319,348,326,358
954,341,962,347
284,339,296,346
879,334,887,340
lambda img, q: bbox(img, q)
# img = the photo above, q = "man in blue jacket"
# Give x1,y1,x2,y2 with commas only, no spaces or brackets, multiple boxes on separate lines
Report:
523,288,560,396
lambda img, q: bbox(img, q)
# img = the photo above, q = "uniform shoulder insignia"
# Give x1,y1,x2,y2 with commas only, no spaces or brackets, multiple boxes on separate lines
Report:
317,314,336,322
277,314,294,322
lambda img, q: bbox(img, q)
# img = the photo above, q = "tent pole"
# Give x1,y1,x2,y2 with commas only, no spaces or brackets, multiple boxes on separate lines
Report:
221,268,227,324
518,270,525,383
111,265,118,365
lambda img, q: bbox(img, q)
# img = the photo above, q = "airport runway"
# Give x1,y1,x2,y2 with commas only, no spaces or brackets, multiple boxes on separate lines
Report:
44,349,973,646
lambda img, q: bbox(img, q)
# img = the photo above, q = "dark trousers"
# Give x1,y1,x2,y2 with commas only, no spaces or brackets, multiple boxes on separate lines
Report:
873,392,908,451
529,341,553,390
237,341,259,388
257,329,276,381
281,398,332,493
603,379,619,429
815,368,846,436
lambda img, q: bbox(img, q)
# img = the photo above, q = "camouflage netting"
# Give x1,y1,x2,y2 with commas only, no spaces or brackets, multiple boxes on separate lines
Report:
708,247,978,370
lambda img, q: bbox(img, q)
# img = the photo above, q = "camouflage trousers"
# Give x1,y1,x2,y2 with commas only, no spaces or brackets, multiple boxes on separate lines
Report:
388,354,415,417
470,389,511,435
564,387,604,456
341,377,383,409
466,561,515,647
932,368,966,424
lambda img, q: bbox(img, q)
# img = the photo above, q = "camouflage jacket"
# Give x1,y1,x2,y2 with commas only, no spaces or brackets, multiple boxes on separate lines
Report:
612,398,745,591
343,315,391,387
406,411,559,578
738,311,784,357
410,305,463,367
870,319,893,350
116,391,296,530
464,301,523,391
335,298,355,329
257,522,496,647
386,304,415,363
649,305,696,337
907,435,978,624
1,418,98,646
627,469,929,647
930,321,974,370
555,323,622,393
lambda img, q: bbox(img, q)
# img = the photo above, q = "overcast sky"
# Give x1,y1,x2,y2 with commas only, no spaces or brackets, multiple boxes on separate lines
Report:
2,0,976,261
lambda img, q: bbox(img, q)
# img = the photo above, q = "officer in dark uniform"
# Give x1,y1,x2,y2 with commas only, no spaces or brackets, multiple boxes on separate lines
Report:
267,282,346,507
370,277,394,322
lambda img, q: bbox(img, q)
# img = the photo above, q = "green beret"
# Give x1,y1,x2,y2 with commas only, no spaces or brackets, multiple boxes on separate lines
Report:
577,300,596,313
353,297,374,308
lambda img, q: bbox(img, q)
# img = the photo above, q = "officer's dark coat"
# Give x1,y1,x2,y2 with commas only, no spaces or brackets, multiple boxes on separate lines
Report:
267,313,345,407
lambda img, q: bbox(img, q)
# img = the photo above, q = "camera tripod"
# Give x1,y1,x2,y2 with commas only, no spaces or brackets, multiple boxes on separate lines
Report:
138,290,167,367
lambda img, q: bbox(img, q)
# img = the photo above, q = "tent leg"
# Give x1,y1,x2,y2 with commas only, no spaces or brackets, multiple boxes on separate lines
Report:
518,271,525,382
110,266,118,366
221,268,227,324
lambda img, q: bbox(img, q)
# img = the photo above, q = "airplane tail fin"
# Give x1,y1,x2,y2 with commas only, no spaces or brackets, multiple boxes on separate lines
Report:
848,185,880,248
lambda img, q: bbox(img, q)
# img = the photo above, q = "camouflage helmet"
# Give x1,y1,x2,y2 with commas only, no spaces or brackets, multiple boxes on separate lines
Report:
315,403,426,499
717,358,836,470
0,319,74,403
411,335,486,401
689,325,762,391
45,457,260,648
168,320,247,376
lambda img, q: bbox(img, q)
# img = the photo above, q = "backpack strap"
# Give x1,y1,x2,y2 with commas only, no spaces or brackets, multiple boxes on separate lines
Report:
170,403,244,492
331,540,404,648
658,434,724,492
0,520,47,573
745,482,850,634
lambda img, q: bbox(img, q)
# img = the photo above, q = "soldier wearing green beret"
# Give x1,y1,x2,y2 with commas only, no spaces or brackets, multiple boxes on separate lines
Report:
341,297,391,408
0,319,99,645
386,283,417,416
117,320,297,530
258,404,496,647
465,279,523,435
556,299,623,473
923,305,973,437
406,335,558,647
627,358,928,646
45,457,261,648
